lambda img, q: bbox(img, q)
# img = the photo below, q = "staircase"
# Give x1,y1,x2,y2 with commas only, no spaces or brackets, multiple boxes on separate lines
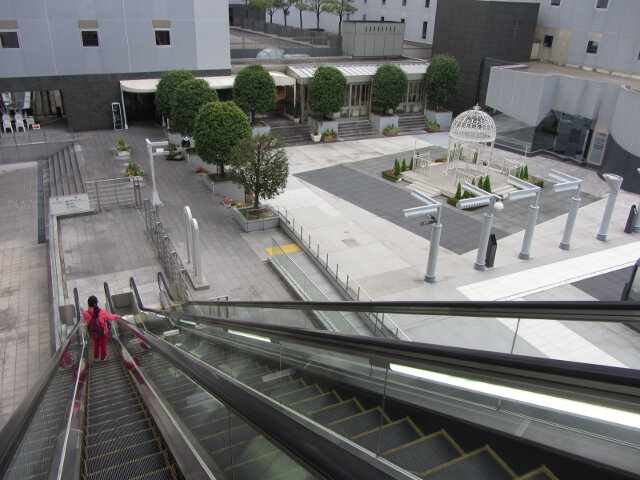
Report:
140,321,560,480
337,119,380,142
401,170,444,197
270,123,312,146
43,144,85,198
398,114,427,135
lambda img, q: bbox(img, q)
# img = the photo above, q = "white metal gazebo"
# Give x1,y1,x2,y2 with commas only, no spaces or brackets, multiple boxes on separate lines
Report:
446,105,496,181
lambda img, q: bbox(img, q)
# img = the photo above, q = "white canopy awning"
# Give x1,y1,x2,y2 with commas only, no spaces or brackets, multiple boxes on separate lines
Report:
120,72,296,94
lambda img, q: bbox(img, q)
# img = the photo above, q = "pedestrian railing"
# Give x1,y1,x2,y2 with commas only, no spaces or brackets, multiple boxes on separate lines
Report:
272,205,408,339
85,177,141,211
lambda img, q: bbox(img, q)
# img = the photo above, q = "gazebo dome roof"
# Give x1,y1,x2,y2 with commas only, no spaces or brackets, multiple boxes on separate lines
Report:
449,105,496,142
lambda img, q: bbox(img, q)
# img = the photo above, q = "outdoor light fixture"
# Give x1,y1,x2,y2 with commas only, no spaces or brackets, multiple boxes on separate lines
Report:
403,190,443,283
457,182,503,270
146,138,169,206
507,175,541,260
550,170,583,249
597,173,624,241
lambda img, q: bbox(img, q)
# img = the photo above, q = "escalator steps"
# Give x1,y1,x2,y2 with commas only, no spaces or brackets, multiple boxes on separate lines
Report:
202,425,259,454
88,417,152,446
214,435,275,470
87,451,169,480
384,433,463,474
423,447,514,480
274,384,323,404
516,467,558,480
290,391,341,415
261,378,306,397
328,408,390,438
130,466,176,480
353,418,422,453
310,398,363,425
88,411,147,436
87,439,162,473
87,428,157,459
90,403,145,425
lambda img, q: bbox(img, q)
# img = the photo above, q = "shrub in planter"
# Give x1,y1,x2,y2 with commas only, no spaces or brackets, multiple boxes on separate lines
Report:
371,64,408,114
116,138,131,153
308,66,347,120
171,78,219,137
394,158,401,176
233,64,276,125
426,121,440,132
425,54,460,112
383,124,399,136
125,161,144,178
155,70,195,122
382,169,401,182
322,128,338,141
401,158,407,171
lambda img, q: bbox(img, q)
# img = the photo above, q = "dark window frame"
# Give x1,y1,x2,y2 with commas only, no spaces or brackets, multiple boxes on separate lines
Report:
586,40,599,54
0,31,20,48
154,29,171,46
81,30,99,47
595,0,608,9
543,35,554,48
421,21,427,39
550,0,561,6
425,0,430,7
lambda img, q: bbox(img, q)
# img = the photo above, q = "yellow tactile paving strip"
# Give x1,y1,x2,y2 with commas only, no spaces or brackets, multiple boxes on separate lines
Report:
266,243,301,256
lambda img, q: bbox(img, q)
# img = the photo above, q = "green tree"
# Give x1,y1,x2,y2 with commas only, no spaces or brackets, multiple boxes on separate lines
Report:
281,0,296,26
193,101,252,178
306,0,332,29
483,175,492,193
251,0,283,23
409,157,414,170
325,0,357,35
171,79,218,137
401,158,407,171
425,54,460,111
308,65,347,118
155,70,194,121
456,182,462,199
295,1,309,28
230,133,289,210
394,158,400,176
233,64,277,125
371,64,408,113
524,165,530,179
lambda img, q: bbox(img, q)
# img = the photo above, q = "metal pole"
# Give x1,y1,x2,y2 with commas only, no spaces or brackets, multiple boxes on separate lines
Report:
597,174,623,241
192,218,201,283
560,193,581,250
519,194,540,260
474,201,495,271
425,222,442,283
184,206,192,264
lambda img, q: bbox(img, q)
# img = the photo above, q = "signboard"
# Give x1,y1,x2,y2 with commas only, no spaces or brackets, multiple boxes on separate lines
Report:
33,124,41,130
49,194,92,216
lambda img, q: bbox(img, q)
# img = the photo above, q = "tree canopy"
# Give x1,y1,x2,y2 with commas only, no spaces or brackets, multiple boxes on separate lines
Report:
306,0,332,29
308,65,347,118
250,0,283,23
371,64,408,113
295,1,309,28
324,0,357,35
193,101,252,177
171,78,219,137
229,133,289,210
155,70,194,120
425,54,460,111
233,64,276,124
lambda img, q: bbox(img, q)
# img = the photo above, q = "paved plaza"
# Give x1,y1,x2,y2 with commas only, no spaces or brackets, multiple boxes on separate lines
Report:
1,123,639,429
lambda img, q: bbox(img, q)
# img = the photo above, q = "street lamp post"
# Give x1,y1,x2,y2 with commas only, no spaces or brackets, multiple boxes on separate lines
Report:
634,168,640,233
549,170,583,250
506,175,541,260
456,182,503,271
597,173,624,241
403,190,443,283
146,138,169,207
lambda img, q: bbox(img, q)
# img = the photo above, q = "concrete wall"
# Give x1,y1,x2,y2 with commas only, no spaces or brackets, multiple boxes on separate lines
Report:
600,135,640,194
432,0,539,114
535,0,640,75
0,0,230,78
342,21,404,57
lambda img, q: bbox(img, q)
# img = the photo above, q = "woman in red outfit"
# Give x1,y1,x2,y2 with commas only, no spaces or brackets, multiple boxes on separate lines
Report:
82,295,119,362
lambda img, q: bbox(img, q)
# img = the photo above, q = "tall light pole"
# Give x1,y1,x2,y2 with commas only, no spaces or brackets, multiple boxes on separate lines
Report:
146,138,169,206
457,182,504,271
597,173,623,241
403,190,443,283
506,175,541,260
634,168,640,233
549,170,582,250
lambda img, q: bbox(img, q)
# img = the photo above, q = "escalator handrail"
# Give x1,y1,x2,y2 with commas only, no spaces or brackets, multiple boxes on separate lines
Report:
116,317,417,480
157,271,175,303
103,281,116,314
0,320,84,476
130,276,144,311
185,298,640,322
143,306,640,398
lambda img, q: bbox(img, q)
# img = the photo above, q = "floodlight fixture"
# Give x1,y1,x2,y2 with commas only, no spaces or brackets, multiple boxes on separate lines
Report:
403,205,439,218
461,182,489,198
549,169,582,193
507,175,540,202
598,173,624,241
411,190,440,207
603,173,623,190
146,138,170,206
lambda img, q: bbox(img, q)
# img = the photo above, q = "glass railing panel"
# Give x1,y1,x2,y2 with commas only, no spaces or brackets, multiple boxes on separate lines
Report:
2,335,83,480
118,326,320,480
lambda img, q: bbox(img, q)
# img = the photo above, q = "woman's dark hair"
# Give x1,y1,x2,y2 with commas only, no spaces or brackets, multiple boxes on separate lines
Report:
88,295,100,319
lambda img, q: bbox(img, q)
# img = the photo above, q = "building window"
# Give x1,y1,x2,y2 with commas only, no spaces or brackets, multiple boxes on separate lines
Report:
638,49,640,60
382,0,385,4
543,35,554,48
381,16,385,21
550,0,561,5
81,30,99,47
0,31,19,48
400,18,405,23
595,0,608,8
586,40,599,54
362,14,367,20
402,0,406,5
155,30,171,46
421,21,427,39
425,0,430,7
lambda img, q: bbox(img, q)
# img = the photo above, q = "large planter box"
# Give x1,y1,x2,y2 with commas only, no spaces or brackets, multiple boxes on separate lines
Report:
426,109,453,130
370,113,398,135
201,174,245,202
252,124,271,136
232,205,280,232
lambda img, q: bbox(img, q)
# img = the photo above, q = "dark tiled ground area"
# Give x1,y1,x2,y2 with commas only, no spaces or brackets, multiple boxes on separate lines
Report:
572,266,634,301
296,164,509,255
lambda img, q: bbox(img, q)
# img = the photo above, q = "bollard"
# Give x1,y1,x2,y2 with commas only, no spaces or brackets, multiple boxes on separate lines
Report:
624,205,637,234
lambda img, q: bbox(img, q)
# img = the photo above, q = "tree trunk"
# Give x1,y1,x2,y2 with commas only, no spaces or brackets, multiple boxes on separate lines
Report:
284,12,288,26
269,13,273,23
253,193,260,210
338,16,342,35
316,12,320,29
299,10,303,29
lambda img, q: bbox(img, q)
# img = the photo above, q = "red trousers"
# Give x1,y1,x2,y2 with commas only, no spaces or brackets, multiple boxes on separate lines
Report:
92,334,108,360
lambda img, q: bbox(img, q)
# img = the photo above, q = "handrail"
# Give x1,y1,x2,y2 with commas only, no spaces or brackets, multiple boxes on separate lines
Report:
137,304,640,399
0,321,83,476
114,317,417,480
185,298,640,322
157,271,175,303
103,281,116,314
130,276,144,310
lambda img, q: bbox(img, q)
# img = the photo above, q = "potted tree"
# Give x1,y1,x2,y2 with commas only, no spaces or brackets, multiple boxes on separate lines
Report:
155,69,195,131
425,54,460,130
308,65,346,137
229,133,289,232
310,121,322,142
233,64,276,136
370,64,408,135
170,78,218,145
193,101,252,199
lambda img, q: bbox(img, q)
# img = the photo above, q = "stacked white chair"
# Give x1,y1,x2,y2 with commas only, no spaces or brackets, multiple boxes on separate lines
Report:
2,113,13,134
